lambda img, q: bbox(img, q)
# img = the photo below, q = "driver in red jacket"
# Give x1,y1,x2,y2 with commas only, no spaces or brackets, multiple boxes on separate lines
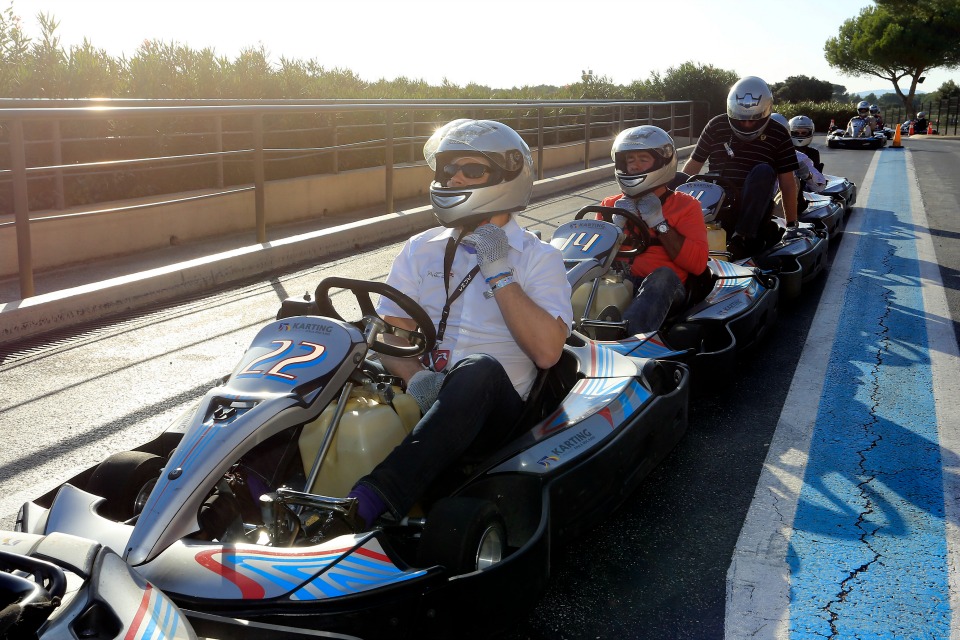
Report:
599,126,708,334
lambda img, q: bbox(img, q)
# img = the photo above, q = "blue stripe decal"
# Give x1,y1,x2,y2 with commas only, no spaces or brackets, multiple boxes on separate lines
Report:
788,150,949,637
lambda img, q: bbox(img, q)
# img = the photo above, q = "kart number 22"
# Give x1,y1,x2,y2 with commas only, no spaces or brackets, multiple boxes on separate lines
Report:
237,340,327,381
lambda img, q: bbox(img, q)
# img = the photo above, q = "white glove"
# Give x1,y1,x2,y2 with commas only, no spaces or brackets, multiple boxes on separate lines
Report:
461,223,512,281
406,369,445,415
616,194,664,228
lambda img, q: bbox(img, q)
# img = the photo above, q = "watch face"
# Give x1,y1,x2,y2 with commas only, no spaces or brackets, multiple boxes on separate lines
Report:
657,222,669,233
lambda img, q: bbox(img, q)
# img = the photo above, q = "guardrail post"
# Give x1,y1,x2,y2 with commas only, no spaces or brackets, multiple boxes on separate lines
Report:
51,120,65,210
670,103,676,137
618,105,624,134
537,107,544,180
253,114,266,243
385,109,394,214
583,106,591,170
332,116,339,174
215,115,224,189
11,119,34,299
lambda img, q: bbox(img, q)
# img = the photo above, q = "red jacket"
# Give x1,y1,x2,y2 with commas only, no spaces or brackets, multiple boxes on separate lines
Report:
600,190,708,284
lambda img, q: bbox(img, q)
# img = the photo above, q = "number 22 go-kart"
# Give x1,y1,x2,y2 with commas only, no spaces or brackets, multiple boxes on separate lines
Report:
12,277,690,639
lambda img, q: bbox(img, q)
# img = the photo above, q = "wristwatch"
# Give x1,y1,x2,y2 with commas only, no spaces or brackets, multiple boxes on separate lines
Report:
655,221,671,234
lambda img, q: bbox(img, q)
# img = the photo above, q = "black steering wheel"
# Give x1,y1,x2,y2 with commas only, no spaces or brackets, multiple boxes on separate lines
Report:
575,204,650,257
314,277,437,358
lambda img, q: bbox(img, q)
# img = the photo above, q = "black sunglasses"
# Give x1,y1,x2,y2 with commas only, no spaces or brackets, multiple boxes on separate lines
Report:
442,162,491,179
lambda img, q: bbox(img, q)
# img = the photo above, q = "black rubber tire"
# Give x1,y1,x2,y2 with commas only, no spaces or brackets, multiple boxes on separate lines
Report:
417,497,506,574
86,451,165,521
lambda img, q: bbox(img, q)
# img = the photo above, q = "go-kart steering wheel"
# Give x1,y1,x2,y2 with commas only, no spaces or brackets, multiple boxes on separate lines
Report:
575,204,650,257
314,277,436,358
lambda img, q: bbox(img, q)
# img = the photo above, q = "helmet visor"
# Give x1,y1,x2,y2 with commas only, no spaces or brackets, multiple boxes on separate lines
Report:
791,128,812,139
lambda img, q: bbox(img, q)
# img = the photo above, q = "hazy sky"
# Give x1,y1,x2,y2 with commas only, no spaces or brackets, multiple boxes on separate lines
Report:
9,0,958,94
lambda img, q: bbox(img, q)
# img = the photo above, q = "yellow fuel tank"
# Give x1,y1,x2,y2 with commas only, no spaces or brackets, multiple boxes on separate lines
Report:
571,272,633,320
299,387,420,497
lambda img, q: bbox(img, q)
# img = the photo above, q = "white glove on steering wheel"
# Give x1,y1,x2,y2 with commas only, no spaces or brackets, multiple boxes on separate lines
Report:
615,193,665,229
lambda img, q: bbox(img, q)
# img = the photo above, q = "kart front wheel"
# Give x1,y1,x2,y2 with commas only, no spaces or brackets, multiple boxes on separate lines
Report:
87,451,165,521
418,497,506,574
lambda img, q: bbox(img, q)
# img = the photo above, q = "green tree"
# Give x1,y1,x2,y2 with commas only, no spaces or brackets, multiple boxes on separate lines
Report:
641,61,738,117
824,3,960,113
772,75,834,102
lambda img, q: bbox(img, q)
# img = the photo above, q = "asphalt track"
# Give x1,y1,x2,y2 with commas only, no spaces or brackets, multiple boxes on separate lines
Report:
1,136,958,639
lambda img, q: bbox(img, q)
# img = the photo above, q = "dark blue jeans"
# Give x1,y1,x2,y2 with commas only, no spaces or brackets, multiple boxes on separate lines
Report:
357,354,523,519
736,163,777,239
624,267,687,334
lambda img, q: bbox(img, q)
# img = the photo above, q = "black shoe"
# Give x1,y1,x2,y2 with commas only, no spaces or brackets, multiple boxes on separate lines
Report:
318,500,365,539
727,234,750,261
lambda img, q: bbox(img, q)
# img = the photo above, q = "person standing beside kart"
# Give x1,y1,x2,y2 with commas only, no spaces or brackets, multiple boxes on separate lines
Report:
597,126,708,334
681,75,800,261
339,119,573,533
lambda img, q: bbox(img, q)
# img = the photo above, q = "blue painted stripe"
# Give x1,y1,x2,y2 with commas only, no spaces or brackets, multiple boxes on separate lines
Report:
788,150,949,637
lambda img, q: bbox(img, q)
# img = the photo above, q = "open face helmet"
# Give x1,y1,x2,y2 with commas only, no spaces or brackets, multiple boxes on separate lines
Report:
726,76,773,141
857,100,870,117
423,119,534,229
610,126,677,197
788,115,815,147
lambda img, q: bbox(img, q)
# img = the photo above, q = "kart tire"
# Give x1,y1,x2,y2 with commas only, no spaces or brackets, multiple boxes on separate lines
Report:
827,139,838,149
87,451,165,522
418,497,506,574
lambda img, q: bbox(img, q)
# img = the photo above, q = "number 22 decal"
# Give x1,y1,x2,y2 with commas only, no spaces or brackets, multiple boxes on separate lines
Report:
237,340,326,381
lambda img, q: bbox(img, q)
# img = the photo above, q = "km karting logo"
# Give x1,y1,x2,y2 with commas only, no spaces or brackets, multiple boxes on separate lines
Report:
537,428,594,467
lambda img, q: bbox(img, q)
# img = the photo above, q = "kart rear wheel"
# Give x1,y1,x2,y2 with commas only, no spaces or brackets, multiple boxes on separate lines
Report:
86,451,165,522
418,497,506,574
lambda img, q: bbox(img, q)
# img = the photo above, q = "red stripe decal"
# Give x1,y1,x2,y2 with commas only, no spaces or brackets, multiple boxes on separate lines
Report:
124,583,152,640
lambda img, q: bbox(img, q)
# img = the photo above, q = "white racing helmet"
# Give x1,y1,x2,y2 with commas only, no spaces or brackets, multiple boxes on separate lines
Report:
611,125,677,197
726,76,773,141
770,113,789,130
789,115,815,147
857,100,870,117
423,119,534,229
870,104,880,116
917,111,926,119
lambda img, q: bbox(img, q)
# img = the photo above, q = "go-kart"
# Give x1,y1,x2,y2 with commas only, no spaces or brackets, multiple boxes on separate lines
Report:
675,175,828,300
556,204,779,379
901,120,938,135
821,174,858,215
826,116,887,149
1,531,196,639
798,191,845,238
12,277,690,639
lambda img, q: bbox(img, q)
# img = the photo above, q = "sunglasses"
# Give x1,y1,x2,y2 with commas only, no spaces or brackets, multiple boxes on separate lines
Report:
442,162,491,179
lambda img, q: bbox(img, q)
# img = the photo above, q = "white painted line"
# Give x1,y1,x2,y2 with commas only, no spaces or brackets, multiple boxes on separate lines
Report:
724,150,883,639
904,150,960,640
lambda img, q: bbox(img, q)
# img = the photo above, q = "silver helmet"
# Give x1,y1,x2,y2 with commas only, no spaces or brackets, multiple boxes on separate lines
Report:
423,119,534,229
917,111,926,119
869,104,880,115
788,115,815,147
770,112,789,130
857,100,870,117
726,76,773,141
611,126,677,197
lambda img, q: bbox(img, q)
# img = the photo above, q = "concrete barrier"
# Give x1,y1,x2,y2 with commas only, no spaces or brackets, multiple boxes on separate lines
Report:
0,144,693,347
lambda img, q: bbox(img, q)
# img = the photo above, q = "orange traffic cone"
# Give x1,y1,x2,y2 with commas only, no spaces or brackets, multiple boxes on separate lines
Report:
927,122,934,135
909,122,915,136
892,124,902,147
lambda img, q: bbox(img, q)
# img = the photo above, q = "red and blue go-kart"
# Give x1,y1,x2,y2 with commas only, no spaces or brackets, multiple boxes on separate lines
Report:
1,531,197,639
556,204,780,382
674,176,828,300
12,277,690,639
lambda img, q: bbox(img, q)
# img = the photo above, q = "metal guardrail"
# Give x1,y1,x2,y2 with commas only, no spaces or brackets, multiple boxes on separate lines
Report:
1,99,704,299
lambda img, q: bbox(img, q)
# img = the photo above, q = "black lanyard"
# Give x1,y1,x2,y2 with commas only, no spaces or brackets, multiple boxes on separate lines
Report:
436,236,480,343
